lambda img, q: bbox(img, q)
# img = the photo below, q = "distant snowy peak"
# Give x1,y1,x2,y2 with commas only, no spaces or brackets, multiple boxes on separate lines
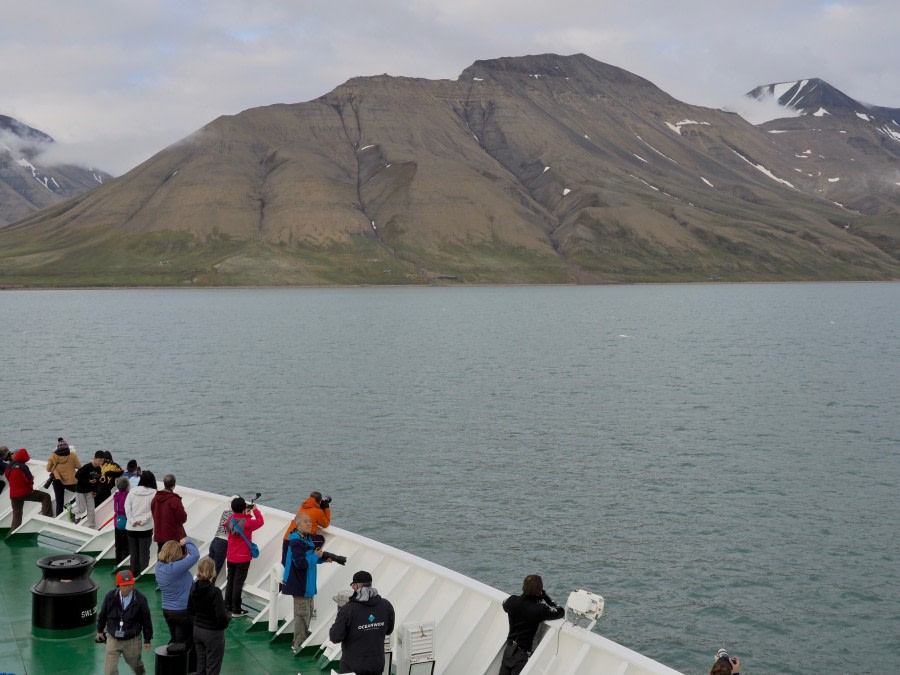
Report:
747,78,861,116
746,79,899,124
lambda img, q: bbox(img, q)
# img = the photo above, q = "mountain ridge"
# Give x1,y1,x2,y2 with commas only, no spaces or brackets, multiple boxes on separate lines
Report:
0,114,111,226
1,54,898,286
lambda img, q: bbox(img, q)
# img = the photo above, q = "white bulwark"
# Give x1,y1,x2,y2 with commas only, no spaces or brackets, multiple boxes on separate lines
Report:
2,461,683,674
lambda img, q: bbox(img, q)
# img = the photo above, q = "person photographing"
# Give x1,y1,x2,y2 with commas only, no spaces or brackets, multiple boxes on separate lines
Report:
499,574,565,675
709,648,741,675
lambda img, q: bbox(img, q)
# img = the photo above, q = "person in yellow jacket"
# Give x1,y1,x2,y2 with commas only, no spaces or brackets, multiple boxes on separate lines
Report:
46,438,81,516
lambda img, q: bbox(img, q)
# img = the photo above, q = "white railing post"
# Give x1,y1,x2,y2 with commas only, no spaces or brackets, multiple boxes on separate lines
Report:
268,563,283,632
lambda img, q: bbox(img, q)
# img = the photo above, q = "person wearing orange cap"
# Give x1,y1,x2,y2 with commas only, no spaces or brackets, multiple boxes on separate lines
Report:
96,570,154,674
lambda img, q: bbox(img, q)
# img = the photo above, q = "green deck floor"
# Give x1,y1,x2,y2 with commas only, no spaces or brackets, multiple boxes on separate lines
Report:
1,536,333,675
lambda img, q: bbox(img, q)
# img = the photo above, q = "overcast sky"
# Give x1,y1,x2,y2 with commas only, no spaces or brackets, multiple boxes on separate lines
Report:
2,1,897,175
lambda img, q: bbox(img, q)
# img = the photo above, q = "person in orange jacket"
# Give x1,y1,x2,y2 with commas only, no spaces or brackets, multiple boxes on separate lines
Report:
282,491,331,562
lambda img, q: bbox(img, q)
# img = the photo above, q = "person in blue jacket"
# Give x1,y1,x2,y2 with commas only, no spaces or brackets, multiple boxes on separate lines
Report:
282,513,328,652
156,538,200,657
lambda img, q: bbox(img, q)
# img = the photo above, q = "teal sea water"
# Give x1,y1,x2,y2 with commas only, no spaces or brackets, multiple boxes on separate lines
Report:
3,284,898,674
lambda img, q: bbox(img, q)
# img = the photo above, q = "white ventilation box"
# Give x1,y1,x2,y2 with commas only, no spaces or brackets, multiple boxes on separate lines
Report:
395,620,436,675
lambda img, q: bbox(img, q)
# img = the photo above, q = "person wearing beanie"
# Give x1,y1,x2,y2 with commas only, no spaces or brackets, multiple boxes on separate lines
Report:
4,448,53,530
46,439,81,516
96,569,153,673
328,570,395,675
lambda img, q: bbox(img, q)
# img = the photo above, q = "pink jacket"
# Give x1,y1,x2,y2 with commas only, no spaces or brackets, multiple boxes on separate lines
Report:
225,509,264,563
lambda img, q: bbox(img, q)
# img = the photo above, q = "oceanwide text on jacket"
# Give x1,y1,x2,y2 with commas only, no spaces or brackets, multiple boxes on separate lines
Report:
329,591,395,674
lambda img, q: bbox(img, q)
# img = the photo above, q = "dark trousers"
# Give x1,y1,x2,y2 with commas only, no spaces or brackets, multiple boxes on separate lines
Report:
193,625,226,675
9,490,53,530
163,608,196,672
51,480,76,516
114,527,129,564
224,560,250,613
499,641,530,675
339,661,381,675
126,530,153,574
209,538,227,581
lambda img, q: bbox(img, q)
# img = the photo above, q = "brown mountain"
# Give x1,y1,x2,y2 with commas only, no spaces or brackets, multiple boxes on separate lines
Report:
0,114,110,227
1,54,898,287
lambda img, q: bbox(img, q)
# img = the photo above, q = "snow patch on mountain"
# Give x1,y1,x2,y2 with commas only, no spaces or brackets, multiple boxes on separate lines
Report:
730,149,796,189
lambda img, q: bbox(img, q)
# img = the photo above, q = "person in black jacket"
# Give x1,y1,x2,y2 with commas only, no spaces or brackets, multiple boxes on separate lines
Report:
188,556,230,675
499,574,565,675
74,451,105,528
329,570,395,675
96,570,153,674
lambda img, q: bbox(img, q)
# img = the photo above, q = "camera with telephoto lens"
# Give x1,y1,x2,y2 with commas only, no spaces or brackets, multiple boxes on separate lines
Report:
320,551,346,565
319,495,332,509
716,649,730,662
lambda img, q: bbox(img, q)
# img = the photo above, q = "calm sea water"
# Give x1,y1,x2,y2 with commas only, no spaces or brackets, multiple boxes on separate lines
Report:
2,284,898,674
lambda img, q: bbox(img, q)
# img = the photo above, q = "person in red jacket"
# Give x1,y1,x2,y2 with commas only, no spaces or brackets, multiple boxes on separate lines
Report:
224,496,264,618
150,474,187,552
4,448,52,530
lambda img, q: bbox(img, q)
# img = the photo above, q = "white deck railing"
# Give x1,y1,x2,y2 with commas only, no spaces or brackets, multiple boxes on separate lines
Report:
2,462,683,675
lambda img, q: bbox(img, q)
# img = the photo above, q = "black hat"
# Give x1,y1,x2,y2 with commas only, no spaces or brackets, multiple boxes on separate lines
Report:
352,570,372,584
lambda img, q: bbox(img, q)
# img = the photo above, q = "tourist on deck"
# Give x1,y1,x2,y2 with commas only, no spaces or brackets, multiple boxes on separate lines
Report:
112,476,131,564
46,439,81,516
124,470,157,575
4,448,53,530
0,446,11,495
123,459,141,487
96,570,153,675
95,451,124,507
498,574,565,675
282,491,332,562
709,650,741,675
73,451,105,528
157,538,200,663
208,499,236,581
151,474,187,553
283,513,329,652
224,496,264,618
189,556,230,675
329,570,395,675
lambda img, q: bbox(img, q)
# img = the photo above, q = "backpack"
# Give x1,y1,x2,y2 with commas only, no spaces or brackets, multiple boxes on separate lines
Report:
228,517,259,558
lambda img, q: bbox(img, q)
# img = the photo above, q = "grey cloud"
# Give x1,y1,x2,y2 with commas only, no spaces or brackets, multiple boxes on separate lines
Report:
2,1,897,176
